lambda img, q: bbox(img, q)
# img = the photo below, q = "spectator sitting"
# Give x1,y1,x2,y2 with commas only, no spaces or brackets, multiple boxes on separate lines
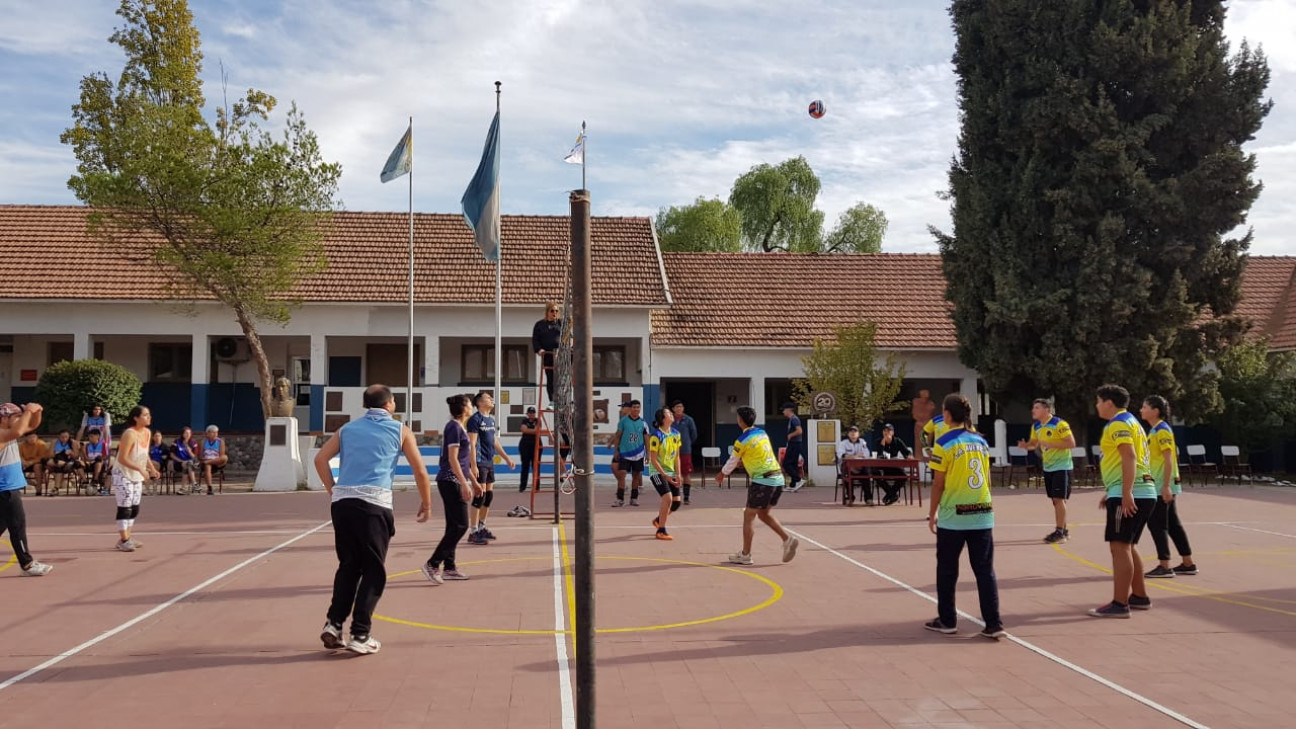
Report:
19,431,50,496
77,404,112,450
875,423,913,505
148,430,168,489
170,426,199,494
82,428,110,494
45,429,79,495
198,425,227,495
836,425,873,504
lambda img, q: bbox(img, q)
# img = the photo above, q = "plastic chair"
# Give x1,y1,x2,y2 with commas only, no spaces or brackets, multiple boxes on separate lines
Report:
1185,445,1217,486
1219,445,1251,484
1070,447,1092,487
700,446,722,484
1005,446,1039,488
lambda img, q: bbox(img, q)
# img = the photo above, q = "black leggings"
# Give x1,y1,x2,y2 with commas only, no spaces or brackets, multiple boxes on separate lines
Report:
430,480,469,570
1148,497,1192,562
0,490,34,568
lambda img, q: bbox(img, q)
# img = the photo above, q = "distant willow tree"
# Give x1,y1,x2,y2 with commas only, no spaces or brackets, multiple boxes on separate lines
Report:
61,0,341,420
936,0,1271,423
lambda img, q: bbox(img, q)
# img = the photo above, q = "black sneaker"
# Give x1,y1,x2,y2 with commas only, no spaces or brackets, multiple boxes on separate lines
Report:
1145,565,1175,578
1043,529,1067,544
1172,563,1198,576
979,624,1006,639
1128,594,1152,611
923,618,957,634
1087,601,1131,619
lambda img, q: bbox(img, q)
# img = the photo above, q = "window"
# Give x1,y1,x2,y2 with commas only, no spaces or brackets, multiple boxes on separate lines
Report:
462,344,529,383
592,345,627,382
47,341,104,365
149,343,193,382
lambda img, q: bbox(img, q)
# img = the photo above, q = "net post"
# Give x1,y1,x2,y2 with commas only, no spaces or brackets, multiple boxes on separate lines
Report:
569,188,595,729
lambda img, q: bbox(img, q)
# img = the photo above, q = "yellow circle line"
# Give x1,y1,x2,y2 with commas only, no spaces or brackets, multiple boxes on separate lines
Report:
0,540,15,574
375,555,782,635
1049,543,1296,618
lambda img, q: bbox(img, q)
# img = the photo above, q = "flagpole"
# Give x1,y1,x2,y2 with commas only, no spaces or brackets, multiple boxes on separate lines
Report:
406,116,415,425
493,82,503,410
581,120,586,190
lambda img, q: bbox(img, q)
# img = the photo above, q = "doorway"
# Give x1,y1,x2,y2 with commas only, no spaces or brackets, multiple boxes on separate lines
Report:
660,380,715,465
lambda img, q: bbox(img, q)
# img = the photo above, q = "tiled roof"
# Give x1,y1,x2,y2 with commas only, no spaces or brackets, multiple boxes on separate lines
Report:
654,252,955,349
0,205,668,306
1238,256,1296,351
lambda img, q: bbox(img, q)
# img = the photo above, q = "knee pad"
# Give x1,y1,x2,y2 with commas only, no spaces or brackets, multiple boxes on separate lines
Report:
670,485,681,499
116,506,132,521
130,504,140,519
482,490,494,508
471,495,484,508
670,500,682,513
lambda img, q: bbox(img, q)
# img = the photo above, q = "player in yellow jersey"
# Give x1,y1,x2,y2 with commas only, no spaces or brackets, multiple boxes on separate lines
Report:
1140,396,1196,578
1088,385,1156,619
925,394,1004,638
717,406,799,566
1018,398,1076,544
921,410,950,455
646,407,683,541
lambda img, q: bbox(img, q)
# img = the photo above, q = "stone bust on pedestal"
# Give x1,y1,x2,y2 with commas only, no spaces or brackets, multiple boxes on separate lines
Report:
270,376,295,418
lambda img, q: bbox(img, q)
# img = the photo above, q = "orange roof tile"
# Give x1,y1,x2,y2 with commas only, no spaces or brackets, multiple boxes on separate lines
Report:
0,205,667,306
1239,256,1296,351
654,252,955,349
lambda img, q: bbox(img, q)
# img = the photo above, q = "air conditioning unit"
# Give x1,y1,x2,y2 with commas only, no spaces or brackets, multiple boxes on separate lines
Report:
213,337,251,363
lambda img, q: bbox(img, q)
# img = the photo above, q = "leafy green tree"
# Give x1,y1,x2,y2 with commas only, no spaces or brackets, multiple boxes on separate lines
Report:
33,360,143,433
654,197,742,252
729,156,825,252
936,0,1270,423
1208,340,1296,456
61,0,342,420
792,322,907,433
824,203,887,254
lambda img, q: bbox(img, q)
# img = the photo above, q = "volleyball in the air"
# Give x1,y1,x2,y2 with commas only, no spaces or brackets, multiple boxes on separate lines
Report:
808,99,825,119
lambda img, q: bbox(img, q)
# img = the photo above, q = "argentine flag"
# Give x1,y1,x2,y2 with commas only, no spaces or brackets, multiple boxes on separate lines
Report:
379,125,412,183
461,111,501,263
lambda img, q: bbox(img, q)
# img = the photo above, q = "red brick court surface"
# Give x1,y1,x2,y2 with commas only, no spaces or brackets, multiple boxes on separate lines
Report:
1,481,1294,729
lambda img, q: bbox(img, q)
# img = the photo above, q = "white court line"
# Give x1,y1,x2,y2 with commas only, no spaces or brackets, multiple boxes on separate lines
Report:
786,528,1210,729
0,520,332,692
551,527,576,729
1217,523,1296,540
34,530,312,537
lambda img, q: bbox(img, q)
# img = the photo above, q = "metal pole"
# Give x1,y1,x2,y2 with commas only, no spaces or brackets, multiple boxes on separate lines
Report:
406,116,415,423
570,188,595,729
493,83,502,410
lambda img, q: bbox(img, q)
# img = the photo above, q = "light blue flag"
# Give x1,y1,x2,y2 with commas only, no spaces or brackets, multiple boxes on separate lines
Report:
380,125,412,183
461,111,501,262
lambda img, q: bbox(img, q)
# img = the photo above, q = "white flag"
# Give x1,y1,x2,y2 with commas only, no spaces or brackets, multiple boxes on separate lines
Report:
564,125,585,165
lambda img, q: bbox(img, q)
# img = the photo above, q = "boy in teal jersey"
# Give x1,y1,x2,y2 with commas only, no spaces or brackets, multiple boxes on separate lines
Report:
925,394,1003,638
718,407,799,566
1140,396,1197,578
1089,385,1156,619
1018,398,1076,544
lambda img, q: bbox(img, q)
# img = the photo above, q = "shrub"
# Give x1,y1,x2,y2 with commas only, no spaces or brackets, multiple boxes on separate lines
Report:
32,360,143,433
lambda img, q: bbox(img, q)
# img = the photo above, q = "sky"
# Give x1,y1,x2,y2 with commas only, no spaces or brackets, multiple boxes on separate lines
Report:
1,0,1293,254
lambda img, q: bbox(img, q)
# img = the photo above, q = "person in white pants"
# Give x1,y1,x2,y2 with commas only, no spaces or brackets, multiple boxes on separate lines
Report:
113,406,159,552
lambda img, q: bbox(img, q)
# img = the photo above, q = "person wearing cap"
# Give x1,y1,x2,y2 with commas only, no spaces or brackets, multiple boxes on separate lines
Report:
781,402,806,492
836,425,872,505
612,400,647,507
0,401,54,576
875,424,913,505
518,406,538,492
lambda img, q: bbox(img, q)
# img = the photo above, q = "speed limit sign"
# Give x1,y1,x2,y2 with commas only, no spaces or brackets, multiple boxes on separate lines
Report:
811,391,837,414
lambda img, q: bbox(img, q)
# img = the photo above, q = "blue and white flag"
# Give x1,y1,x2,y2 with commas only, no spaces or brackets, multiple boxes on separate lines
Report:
380,125,412,183
461,111,501,262
564,124,585,165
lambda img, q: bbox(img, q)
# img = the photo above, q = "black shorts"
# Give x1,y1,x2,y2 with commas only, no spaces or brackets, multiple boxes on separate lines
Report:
477,464,495,485
650,473,681,498
1104,497,1157,544
1044,470,1072,500
619,458,644,474
746,483,783,510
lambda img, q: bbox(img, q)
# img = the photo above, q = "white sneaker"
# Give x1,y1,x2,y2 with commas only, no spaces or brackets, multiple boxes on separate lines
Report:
788,480,806,492
346,635,381,655
420,562,443,585
441,569,470,580
128,538,143,549
320,621,344,649
115,539,136,552
782,536,800,563
728,552,753,565
21,561,53,576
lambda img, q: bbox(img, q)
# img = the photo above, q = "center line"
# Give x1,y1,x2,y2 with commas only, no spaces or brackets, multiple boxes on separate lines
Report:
551,526,576,729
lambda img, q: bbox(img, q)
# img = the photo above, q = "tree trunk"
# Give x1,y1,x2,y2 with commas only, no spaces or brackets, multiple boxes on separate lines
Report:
234,306,274,420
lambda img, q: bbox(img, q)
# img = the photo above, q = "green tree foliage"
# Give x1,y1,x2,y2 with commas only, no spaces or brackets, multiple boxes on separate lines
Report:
824,203,887,254
61,0,342,420
936,0,1271,423
654,197,742,252
729,156,825,252
33,360,143,433
1208,340,1296,456
792,322,907,432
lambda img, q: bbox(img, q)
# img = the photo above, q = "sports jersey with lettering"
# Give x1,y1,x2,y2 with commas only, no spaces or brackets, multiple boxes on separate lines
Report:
1032,416,1074,472
731,427,784,486
616,415,647,461
922,414,949,447
1099,412,1154,498
929,428,994,530
1146,421,1181,495
646,427,681,477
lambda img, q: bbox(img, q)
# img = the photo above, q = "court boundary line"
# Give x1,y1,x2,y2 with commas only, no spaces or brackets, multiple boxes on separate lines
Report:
0,520,332,692
786,528,1209,729
551,526,576,729
1218,523,1296,540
